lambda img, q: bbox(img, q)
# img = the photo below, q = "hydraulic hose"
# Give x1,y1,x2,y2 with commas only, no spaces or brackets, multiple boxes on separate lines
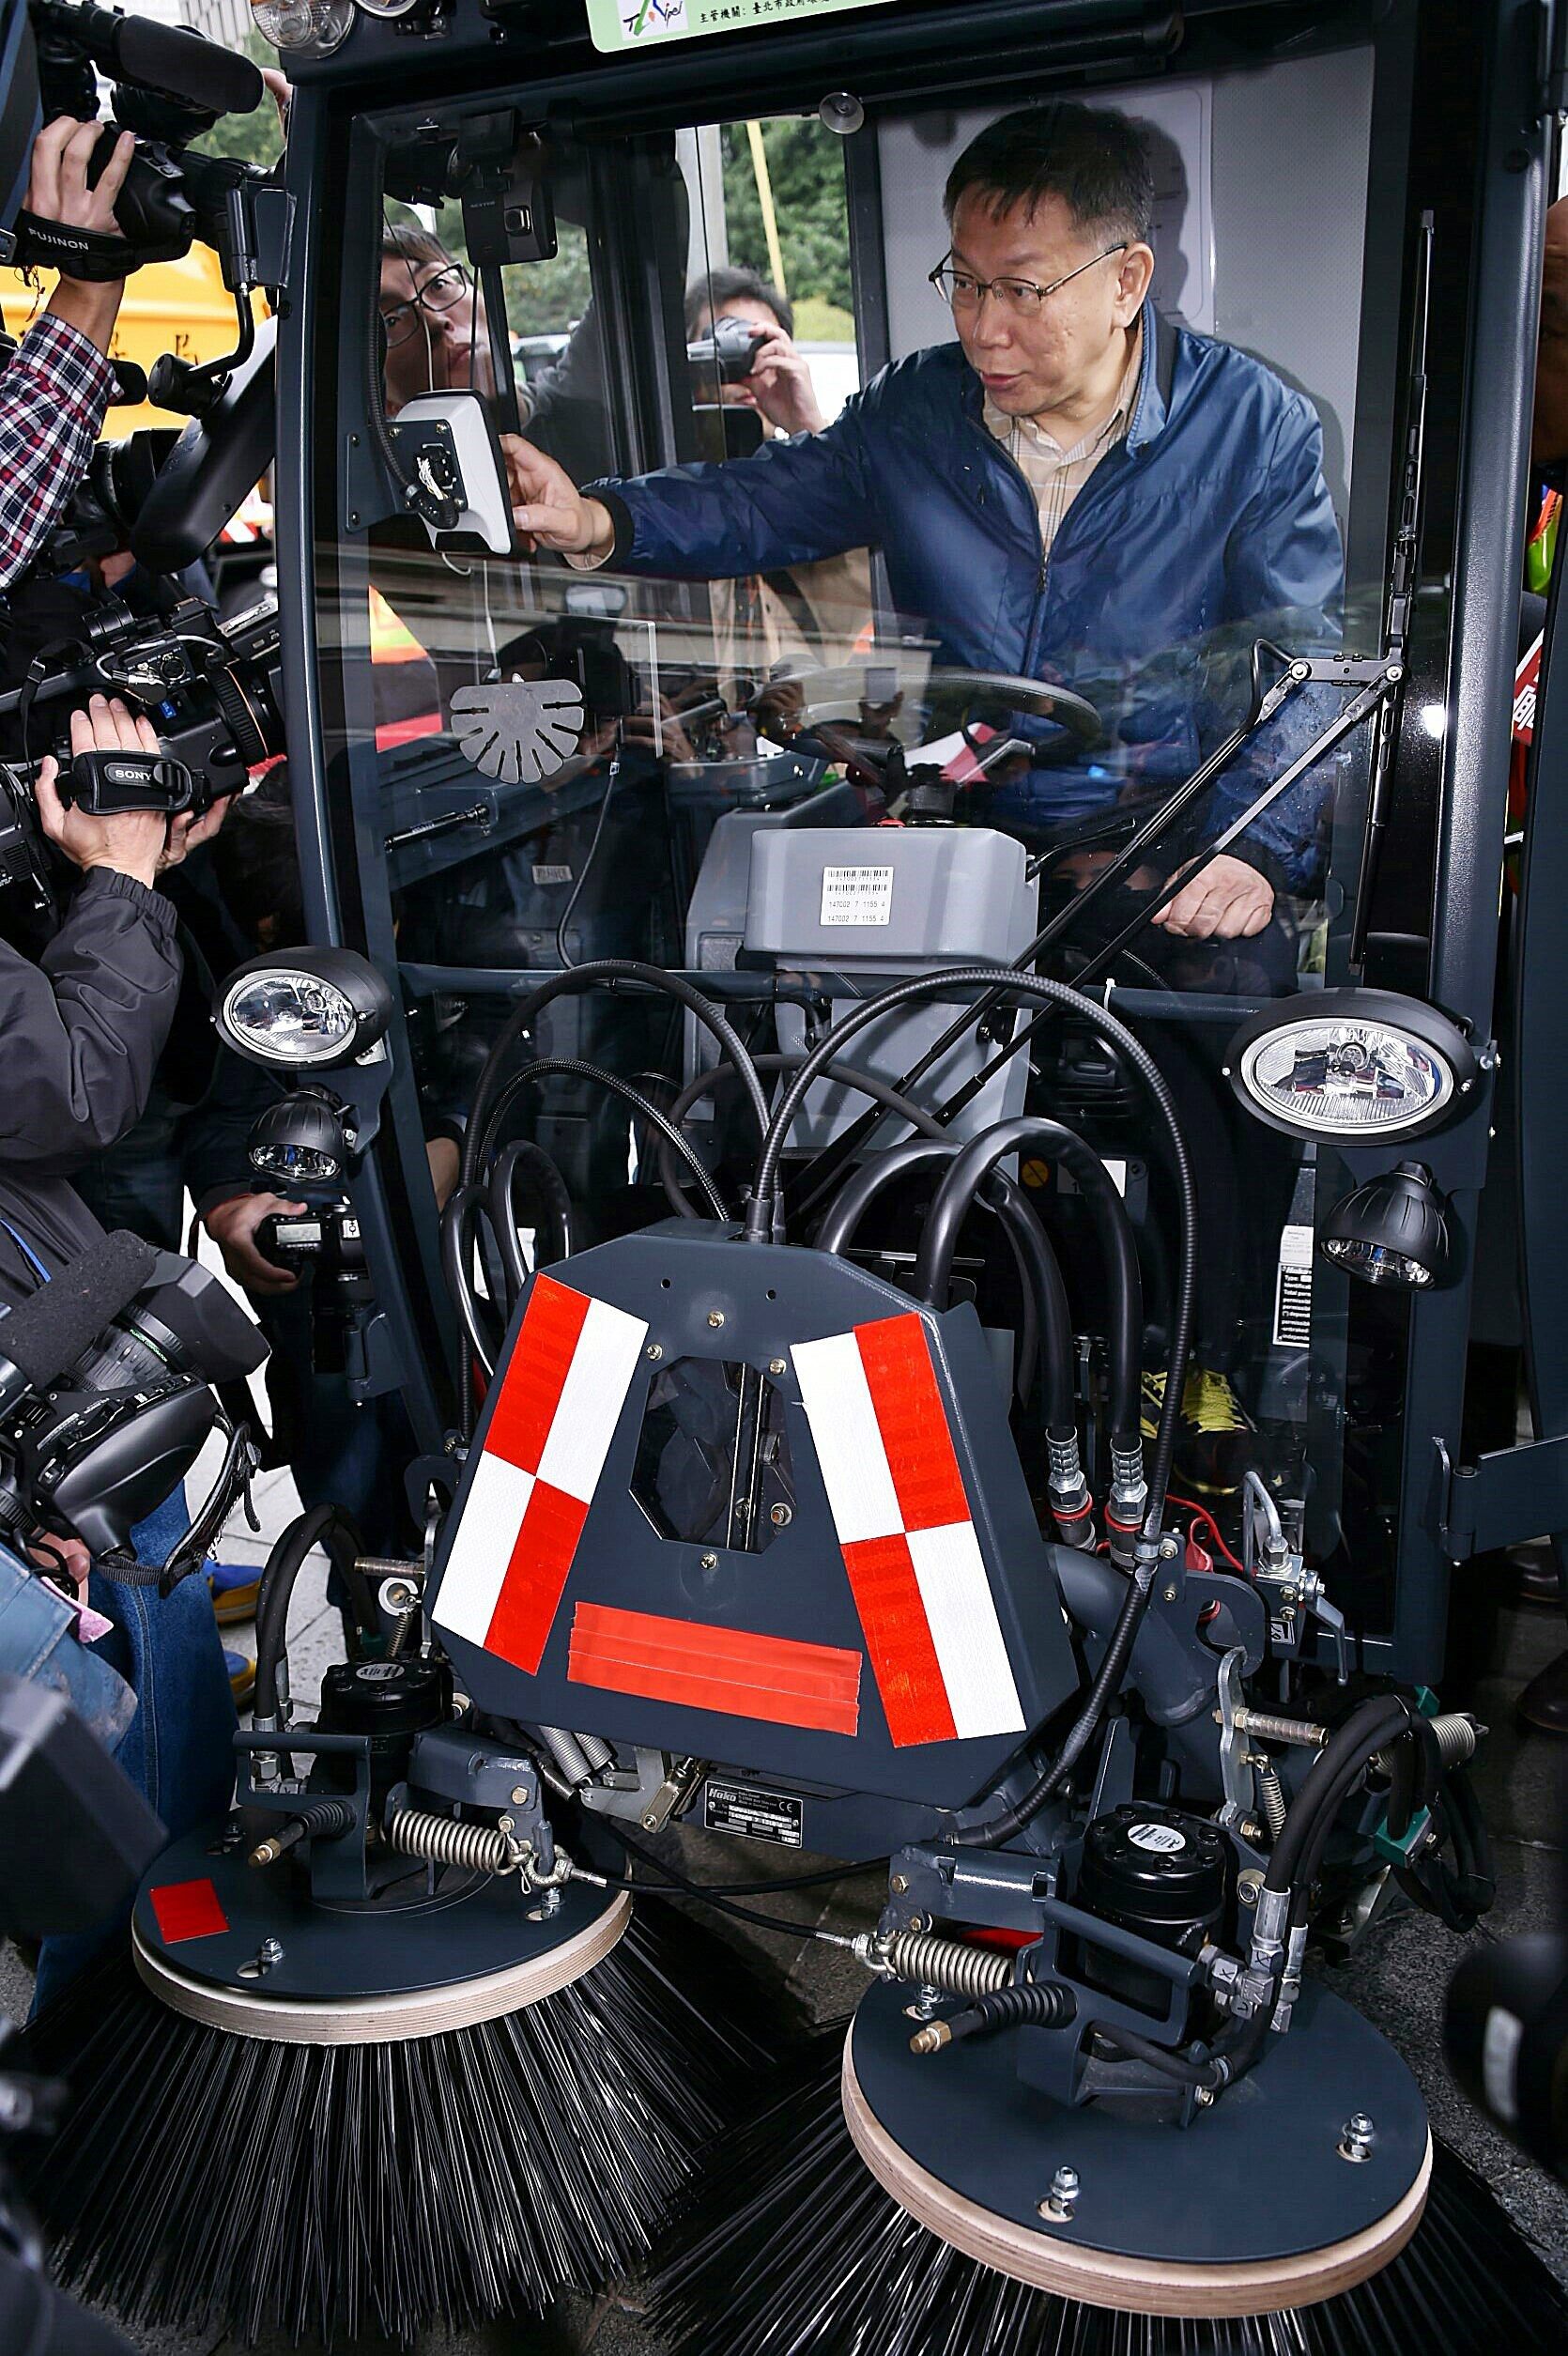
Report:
440,1186,501,1381
914,1116,1141,1448
654,1052,948,1223
817,1134,1072,1434
254,1504,366,1726
487,1138,574,1315
1264,1693,1416,1912
461,959,769,1193
473,1056,730,1224
744,966,1197,1528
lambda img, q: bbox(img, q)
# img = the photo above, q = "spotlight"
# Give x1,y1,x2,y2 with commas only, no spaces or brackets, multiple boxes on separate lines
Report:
218,949,392,1072
247,1086,354,1186
249,0,355,57
1320,1161,1453,1288
1225,988,1478,1142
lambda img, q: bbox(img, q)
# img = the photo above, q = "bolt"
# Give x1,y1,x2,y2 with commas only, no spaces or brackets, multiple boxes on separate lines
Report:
646,1342,664,1362
511,1786,530,1807
1339,2113,1376,2163
771,1501,792,1528
700,1551,719,1571
1193,2086,1216,2108
1039,2163,1080,2220
538,1886,562,1917
890,1872,909,1895
708,1309,725,1329
769,1357,787,1376
258,1936,284,1968
1237,1869,1264,1907
1162,1583,1179,1604
1159,1534,1179,1558
1238,1820,1263,1843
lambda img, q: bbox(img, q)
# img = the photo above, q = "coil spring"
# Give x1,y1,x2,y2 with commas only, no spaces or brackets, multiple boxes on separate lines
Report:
387,1805,515,1875
1372,1711,1481,1780
1255,1761,1288,1840
883,1928,1014,2000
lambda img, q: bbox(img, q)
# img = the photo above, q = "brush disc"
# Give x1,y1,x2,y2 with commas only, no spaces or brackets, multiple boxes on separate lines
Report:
21,1899,773,2347
843,1979,1430,2313
652,2034,1568,2356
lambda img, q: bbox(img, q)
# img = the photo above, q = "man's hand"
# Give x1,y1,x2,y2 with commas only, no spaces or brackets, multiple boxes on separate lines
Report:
1152,854,1274,940
27,115,135,354
28,1530,91,1594
160,793,229,875
500,436,614,559
204,1193,305,1296
740,328,826,438
35,697,169,889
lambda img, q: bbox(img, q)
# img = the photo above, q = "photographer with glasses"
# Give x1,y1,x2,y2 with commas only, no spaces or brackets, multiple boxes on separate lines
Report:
502,99,1344,946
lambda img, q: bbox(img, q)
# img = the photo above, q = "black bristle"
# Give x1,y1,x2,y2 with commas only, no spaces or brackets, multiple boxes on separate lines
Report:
19,1904,775,2348
651,2034,1568,2356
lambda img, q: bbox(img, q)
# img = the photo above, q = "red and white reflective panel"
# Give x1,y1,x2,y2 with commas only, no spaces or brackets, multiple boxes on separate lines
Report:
792,1313,1024,1748
434,1272,648,1672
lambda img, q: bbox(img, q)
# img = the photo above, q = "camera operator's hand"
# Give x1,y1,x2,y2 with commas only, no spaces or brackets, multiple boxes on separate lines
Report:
203,1193,306,1297
500,436,616,562
738,328,826,439
35,699,168,889
26,115,136,355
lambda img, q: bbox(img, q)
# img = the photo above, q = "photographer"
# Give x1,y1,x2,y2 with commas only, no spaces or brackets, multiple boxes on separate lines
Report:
0,112,134,589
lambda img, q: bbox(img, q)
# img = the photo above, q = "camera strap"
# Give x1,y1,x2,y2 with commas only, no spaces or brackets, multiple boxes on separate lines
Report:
10,209,144,284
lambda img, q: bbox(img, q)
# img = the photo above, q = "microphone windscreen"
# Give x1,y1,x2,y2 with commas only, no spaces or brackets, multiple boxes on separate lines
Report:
112,18,262,117
0,1229,158,1389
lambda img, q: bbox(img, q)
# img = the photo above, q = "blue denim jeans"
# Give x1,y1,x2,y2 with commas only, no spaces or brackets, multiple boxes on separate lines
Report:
31,1487,236,2014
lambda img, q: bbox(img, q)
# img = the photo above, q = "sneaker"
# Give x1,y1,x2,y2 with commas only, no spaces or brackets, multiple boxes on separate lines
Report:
225,1648,256,1708
1142,1365,1258,1496
209,1562,262,1625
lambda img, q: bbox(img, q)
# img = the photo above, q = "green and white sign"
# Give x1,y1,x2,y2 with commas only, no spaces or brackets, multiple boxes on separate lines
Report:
587,0,899,56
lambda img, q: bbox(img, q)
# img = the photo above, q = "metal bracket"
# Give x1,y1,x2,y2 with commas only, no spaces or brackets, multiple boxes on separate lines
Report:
1432,1429,1568,1558
1215,1649,1257,1833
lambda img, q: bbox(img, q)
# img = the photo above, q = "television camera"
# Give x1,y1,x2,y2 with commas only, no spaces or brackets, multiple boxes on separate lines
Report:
12,2,284,414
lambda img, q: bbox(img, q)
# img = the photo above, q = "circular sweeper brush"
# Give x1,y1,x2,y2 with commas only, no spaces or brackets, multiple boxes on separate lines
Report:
653,2024,1568,2356
21,1817,772,2347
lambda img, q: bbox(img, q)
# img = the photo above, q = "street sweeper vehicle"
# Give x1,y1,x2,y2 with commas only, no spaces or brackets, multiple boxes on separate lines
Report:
11,0,1568,2348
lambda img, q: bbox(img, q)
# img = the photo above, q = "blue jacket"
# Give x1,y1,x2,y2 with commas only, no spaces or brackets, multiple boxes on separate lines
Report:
589,302,1345,889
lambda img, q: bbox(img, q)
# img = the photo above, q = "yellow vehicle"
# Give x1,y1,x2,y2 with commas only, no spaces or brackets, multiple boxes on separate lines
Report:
0,239,246,431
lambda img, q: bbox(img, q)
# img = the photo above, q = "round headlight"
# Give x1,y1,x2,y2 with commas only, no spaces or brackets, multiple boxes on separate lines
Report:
216,949,393,1071
223,971,359,1067
1224,990,1479,1142
250,0,355,56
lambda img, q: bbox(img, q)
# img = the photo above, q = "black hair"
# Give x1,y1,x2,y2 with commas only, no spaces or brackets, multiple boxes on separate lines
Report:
684,266,794,341
380,222,456,279
944,101,1154,247
211,767,305,948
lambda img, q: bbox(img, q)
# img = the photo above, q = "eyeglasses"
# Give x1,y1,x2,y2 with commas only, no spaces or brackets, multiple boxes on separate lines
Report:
928,245,1127,317
379,262,470,349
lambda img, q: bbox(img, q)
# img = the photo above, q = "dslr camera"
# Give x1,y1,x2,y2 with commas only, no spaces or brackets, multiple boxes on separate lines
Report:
687,313,769,384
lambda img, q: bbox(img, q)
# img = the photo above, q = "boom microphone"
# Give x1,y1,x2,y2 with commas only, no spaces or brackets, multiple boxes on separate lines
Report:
29,1,262,118
0,1229,159,1415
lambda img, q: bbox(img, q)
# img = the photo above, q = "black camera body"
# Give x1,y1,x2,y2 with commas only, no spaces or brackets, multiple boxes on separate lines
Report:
58,748,197,816
687,313,769,384
26,0,267,276
0,589,284,913
257,1203,372,1377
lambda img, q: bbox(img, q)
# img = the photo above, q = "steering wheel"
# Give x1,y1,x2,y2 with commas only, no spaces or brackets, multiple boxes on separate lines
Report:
131,316,277,575
760,662,1103,771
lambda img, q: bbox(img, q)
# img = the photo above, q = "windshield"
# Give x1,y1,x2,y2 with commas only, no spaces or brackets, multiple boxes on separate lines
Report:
301,21,1438,1652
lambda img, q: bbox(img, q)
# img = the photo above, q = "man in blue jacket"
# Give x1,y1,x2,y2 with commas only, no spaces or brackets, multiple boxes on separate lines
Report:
504,100,1345,946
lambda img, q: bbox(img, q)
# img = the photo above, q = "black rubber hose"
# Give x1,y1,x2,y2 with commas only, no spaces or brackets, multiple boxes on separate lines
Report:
440,1185,501,1381
816,1133,1072,1432
945,1572,1151,1847
1096,2019,1230,2087
914,1116,1141,1445
1268,1695,1416,1914
655,1052,947,1223
462,960,769,1193
744,966,1197,1534
930,1979,1077,2047
474,1056,730,1223
487,1138,574,1313
254,1504,366,1724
